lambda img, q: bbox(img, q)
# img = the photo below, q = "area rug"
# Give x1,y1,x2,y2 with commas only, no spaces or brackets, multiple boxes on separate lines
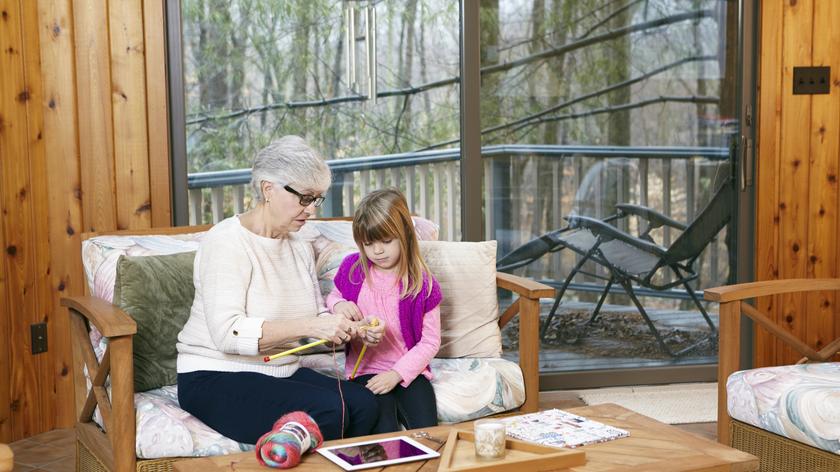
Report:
575,382,717,424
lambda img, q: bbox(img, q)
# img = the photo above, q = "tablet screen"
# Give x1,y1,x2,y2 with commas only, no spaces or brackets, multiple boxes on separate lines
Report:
318,436,439,470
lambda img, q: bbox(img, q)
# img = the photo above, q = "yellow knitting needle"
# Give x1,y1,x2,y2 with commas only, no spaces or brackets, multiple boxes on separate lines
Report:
263,339,328,363
262,319,380,363
350,318,380,379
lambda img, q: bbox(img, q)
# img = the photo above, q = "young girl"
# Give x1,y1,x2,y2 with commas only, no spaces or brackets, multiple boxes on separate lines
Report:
327,188,442,433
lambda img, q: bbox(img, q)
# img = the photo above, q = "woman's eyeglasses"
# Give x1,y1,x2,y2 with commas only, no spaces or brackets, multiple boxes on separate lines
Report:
284,185,326,207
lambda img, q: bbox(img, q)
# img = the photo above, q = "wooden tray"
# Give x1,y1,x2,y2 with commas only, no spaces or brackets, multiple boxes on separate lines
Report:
438,429,586,471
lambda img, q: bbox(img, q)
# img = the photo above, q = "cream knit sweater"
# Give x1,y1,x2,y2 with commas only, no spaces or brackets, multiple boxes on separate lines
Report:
176,216,328,378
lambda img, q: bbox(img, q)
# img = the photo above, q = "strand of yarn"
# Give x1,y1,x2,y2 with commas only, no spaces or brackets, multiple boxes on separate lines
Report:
255,412,323,469
333,344,346,438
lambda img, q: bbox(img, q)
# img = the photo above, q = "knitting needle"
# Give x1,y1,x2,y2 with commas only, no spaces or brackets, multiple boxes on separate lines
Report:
263,339,329,363
350,318,380,379
262,319,380,363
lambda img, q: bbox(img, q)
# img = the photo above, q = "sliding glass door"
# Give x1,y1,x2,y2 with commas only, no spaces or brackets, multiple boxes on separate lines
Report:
483,0,746,380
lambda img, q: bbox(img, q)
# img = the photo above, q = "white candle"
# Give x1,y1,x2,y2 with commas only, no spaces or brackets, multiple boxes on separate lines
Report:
474,419,506,460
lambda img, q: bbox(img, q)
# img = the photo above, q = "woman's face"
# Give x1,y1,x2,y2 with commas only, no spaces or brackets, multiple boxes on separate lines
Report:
263,182,325,233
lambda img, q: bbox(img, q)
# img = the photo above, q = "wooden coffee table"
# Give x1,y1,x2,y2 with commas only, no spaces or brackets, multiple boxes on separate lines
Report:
174,403,758,471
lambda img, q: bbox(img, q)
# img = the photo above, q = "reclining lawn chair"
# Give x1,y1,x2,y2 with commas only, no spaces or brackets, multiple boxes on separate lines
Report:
498,177,734,357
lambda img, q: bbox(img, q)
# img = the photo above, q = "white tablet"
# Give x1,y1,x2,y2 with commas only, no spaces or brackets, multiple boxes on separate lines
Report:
317,435,440,470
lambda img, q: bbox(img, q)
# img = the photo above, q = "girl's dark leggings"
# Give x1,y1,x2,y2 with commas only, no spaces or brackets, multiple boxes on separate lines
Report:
351,373,438,434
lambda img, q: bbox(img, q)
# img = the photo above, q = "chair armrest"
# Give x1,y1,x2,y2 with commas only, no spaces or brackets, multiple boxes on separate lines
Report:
704,277,840,446
61,296,137,337
704,278,840,303
496,272,554,299
615,203,687,231
565,215,667,257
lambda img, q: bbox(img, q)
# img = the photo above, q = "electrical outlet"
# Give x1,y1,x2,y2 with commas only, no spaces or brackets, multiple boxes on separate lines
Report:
31,323,47,354
793,66,830,95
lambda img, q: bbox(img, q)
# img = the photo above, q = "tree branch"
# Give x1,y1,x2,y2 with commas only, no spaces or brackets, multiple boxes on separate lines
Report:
186,9,714,126
416,55,717,151
509,95,720,135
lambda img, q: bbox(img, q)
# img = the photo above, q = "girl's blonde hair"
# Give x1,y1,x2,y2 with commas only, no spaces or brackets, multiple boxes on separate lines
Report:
352,188,432,299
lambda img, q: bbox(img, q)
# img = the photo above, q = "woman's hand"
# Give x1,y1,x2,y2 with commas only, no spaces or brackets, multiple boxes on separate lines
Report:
312,315,358,346
365,370,402,395
359,318,385,347
333,301,363,321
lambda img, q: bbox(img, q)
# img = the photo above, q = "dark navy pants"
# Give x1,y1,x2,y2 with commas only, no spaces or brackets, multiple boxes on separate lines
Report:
352,374,438,434
178,368,380,444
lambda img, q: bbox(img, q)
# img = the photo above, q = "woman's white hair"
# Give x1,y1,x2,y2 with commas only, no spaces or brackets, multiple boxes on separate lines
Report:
250,136,332,203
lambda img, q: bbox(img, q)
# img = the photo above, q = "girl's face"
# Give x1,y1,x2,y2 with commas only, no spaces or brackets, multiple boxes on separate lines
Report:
362,238,402,272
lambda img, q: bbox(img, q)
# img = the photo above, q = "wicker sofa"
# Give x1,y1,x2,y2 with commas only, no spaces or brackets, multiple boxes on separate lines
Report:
64,223,551,472
705,279,840,472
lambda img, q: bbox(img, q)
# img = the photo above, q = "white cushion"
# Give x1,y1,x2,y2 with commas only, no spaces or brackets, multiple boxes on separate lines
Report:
420,240,501,358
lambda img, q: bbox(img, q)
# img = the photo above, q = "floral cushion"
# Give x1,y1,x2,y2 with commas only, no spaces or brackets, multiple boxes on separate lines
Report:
727,363,840,454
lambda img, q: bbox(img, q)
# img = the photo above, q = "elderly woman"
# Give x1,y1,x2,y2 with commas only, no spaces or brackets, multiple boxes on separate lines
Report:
176,136,381,443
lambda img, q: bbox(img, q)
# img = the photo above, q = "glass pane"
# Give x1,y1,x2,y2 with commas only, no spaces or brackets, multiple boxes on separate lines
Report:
485,1,739,373
181,0,461,238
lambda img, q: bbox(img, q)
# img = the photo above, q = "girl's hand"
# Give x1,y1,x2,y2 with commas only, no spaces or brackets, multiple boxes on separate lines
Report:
360,319,385,347
365,370,402,395
312,315,358,346
333,301,363,321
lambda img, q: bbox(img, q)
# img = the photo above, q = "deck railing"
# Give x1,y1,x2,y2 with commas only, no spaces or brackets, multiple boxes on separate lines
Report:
188,144,731,293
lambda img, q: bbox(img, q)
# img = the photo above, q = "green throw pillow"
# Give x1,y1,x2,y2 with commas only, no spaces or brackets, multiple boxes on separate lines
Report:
113,252,196,392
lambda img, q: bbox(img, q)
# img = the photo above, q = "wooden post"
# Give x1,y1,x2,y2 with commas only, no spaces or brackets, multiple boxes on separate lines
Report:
519,297,540,413
717,300,740,445
109,336,135,472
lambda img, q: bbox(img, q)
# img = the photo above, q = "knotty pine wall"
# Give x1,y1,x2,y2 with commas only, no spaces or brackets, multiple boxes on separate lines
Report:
0,0,171,442
755,0,840,367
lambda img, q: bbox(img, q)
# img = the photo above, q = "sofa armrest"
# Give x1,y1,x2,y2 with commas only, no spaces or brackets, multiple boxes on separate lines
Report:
496,272,555,299
61,296,137,337
62,296,137,472
495,273,554,414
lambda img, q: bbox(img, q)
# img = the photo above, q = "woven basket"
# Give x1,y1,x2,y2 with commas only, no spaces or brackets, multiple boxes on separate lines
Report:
730,419,840,472
77,439,179,472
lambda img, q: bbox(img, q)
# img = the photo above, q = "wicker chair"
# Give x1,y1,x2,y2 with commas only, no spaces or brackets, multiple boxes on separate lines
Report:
64,224,551,472
705,279,840,472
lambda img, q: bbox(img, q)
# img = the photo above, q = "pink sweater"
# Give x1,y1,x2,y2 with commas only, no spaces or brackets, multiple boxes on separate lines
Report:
326,268,441,387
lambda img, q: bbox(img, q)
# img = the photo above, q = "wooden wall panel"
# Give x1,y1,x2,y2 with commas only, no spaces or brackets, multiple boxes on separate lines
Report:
110,0,151,230
0,0,42,438
144,0,173,228
776,0,812,364
74,0,117,233
37,0,82,428
0,0,171,442
755,1,840,367
754,0,783,368
20,0,56,431
808,1,840,353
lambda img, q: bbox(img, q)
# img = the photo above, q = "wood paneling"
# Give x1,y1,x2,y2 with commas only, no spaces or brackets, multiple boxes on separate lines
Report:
0,0,171,442
144,0,173,228
755,1,840,367
37,0,82,428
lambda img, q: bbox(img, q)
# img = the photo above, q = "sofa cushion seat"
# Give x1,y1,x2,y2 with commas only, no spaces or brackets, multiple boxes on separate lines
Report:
133,386,252,459
301,353,525,423
727,362,840,455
